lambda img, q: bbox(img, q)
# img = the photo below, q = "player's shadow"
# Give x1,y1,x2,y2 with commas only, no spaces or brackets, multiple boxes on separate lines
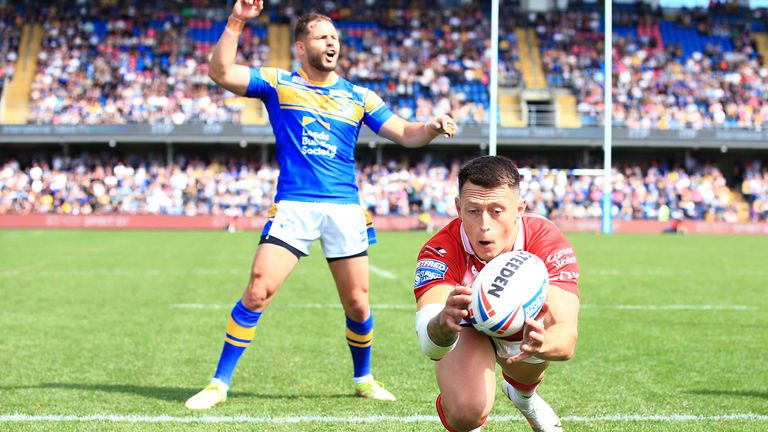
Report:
1,383,353,402
687,389,768,400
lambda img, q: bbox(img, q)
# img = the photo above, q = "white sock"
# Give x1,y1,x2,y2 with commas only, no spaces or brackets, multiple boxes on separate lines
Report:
517,389,534,398
209,378,230,392
509,381,535,398
353,374,373,385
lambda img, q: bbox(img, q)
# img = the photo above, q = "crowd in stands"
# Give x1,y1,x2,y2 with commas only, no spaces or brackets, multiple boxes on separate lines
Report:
2,1,767,129
2,153,765,223
22,0,496,126
0,4,23,94
741,161,768,221
536,9,604,125
610,8,768,130
329,1,495,125
537,5,768,130
27,0,268,125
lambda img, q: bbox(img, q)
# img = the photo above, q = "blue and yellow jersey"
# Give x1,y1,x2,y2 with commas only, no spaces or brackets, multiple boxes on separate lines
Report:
245,67,394,204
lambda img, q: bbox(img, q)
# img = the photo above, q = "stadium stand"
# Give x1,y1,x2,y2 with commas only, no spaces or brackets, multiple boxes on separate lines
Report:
0,1,767,231
0,152,760,223
0,1,765,129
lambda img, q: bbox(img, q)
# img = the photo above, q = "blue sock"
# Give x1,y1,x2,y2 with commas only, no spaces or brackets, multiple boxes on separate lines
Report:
213,300,261,387
346,312,373,379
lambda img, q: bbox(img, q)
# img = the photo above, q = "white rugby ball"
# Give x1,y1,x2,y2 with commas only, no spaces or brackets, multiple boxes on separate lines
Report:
469,250,549,338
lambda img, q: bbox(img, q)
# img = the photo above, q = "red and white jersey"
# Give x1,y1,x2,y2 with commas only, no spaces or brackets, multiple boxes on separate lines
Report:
414,214,580,301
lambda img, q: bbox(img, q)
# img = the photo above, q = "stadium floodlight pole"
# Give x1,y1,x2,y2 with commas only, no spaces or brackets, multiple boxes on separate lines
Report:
488,0,499,156
601,0,613,235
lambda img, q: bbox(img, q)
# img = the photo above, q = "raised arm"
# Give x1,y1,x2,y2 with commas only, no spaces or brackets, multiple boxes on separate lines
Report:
378,114,458,148
208,0,264,96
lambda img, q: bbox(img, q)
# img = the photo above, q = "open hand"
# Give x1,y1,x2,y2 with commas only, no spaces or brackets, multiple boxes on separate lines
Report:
505,315,546,363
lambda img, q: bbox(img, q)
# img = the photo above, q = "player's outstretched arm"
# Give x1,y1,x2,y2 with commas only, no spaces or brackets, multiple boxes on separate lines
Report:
378,114,458,148
415,284,471,360
505,286,580,364
209,0,264,96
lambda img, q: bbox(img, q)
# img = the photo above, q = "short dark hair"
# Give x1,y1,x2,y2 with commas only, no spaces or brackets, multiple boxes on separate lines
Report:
294,13,334,42
458,156,520,193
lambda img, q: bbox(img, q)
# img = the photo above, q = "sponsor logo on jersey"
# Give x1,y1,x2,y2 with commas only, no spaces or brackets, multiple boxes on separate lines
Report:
329,89,353,99
546,247,577,269
301,128,337,158
292,76,309,85
550,271,580,281
302,116,331,130
338,104,355,117
417,259,448,271
414,259,448,288
422,245,447,257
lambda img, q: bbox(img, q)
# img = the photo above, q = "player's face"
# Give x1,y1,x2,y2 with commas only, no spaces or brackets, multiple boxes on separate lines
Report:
299,19,340,73
456,181,526,262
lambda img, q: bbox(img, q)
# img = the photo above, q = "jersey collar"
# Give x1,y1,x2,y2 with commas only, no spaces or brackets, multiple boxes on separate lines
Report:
513,217,525,251
298,68,339,87
459,218,525,264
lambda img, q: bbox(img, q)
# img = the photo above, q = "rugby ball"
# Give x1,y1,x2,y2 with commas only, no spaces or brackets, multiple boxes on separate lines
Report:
468,250,549,338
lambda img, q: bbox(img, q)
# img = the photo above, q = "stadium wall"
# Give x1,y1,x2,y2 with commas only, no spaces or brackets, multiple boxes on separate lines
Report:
2,124,768,148
2,214,767,235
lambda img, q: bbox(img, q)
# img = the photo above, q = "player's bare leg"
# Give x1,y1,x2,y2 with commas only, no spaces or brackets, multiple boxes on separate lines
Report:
185,243,299,409
241,243,300,310
329,254,395,401
329,254,370,322
435,328,496,431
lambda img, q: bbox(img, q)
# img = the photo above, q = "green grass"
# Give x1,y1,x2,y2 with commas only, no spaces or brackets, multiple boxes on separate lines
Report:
0,230,766,431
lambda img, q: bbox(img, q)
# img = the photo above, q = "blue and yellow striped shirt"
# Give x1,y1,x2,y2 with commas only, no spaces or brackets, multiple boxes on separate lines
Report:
246,68,394,204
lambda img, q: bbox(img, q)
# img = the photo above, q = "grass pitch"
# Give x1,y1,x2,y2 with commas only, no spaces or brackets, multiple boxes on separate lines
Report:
0,229,766,431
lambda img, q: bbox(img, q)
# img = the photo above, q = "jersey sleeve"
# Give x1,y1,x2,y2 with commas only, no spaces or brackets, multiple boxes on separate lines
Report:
361,88,394,133
413,238,464,300
244,67,279,100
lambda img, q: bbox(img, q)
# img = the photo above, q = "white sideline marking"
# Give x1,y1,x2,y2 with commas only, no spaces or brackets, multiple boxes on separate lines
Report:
368,264,397,280
582,304,755,311
172,303,413,310
0,268,244,277
1,413,766,424
6,267,764,279
171,303,755,311
1,266,400,279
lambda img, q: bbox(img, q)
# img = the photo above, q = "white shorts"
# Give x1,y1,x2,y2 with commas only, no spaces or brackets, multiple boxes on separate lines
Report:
491,337,546,364
262,200,370,258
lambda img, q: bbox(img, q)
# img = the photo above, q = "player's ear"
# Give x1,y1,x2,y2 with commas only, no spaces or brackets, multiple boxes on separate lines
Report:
295,40,305,55
455,196,461,215
518,199,527,216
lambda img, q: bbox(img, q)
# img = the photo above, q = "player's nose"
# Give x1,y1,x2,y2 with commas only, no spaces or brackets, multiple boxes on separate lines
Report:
479,212,492,231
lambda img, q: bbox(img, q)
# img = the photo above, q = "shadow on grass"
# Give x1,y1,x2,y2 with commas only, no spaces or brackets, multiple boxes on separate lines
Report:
687,389,768,400
0,383,354,402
